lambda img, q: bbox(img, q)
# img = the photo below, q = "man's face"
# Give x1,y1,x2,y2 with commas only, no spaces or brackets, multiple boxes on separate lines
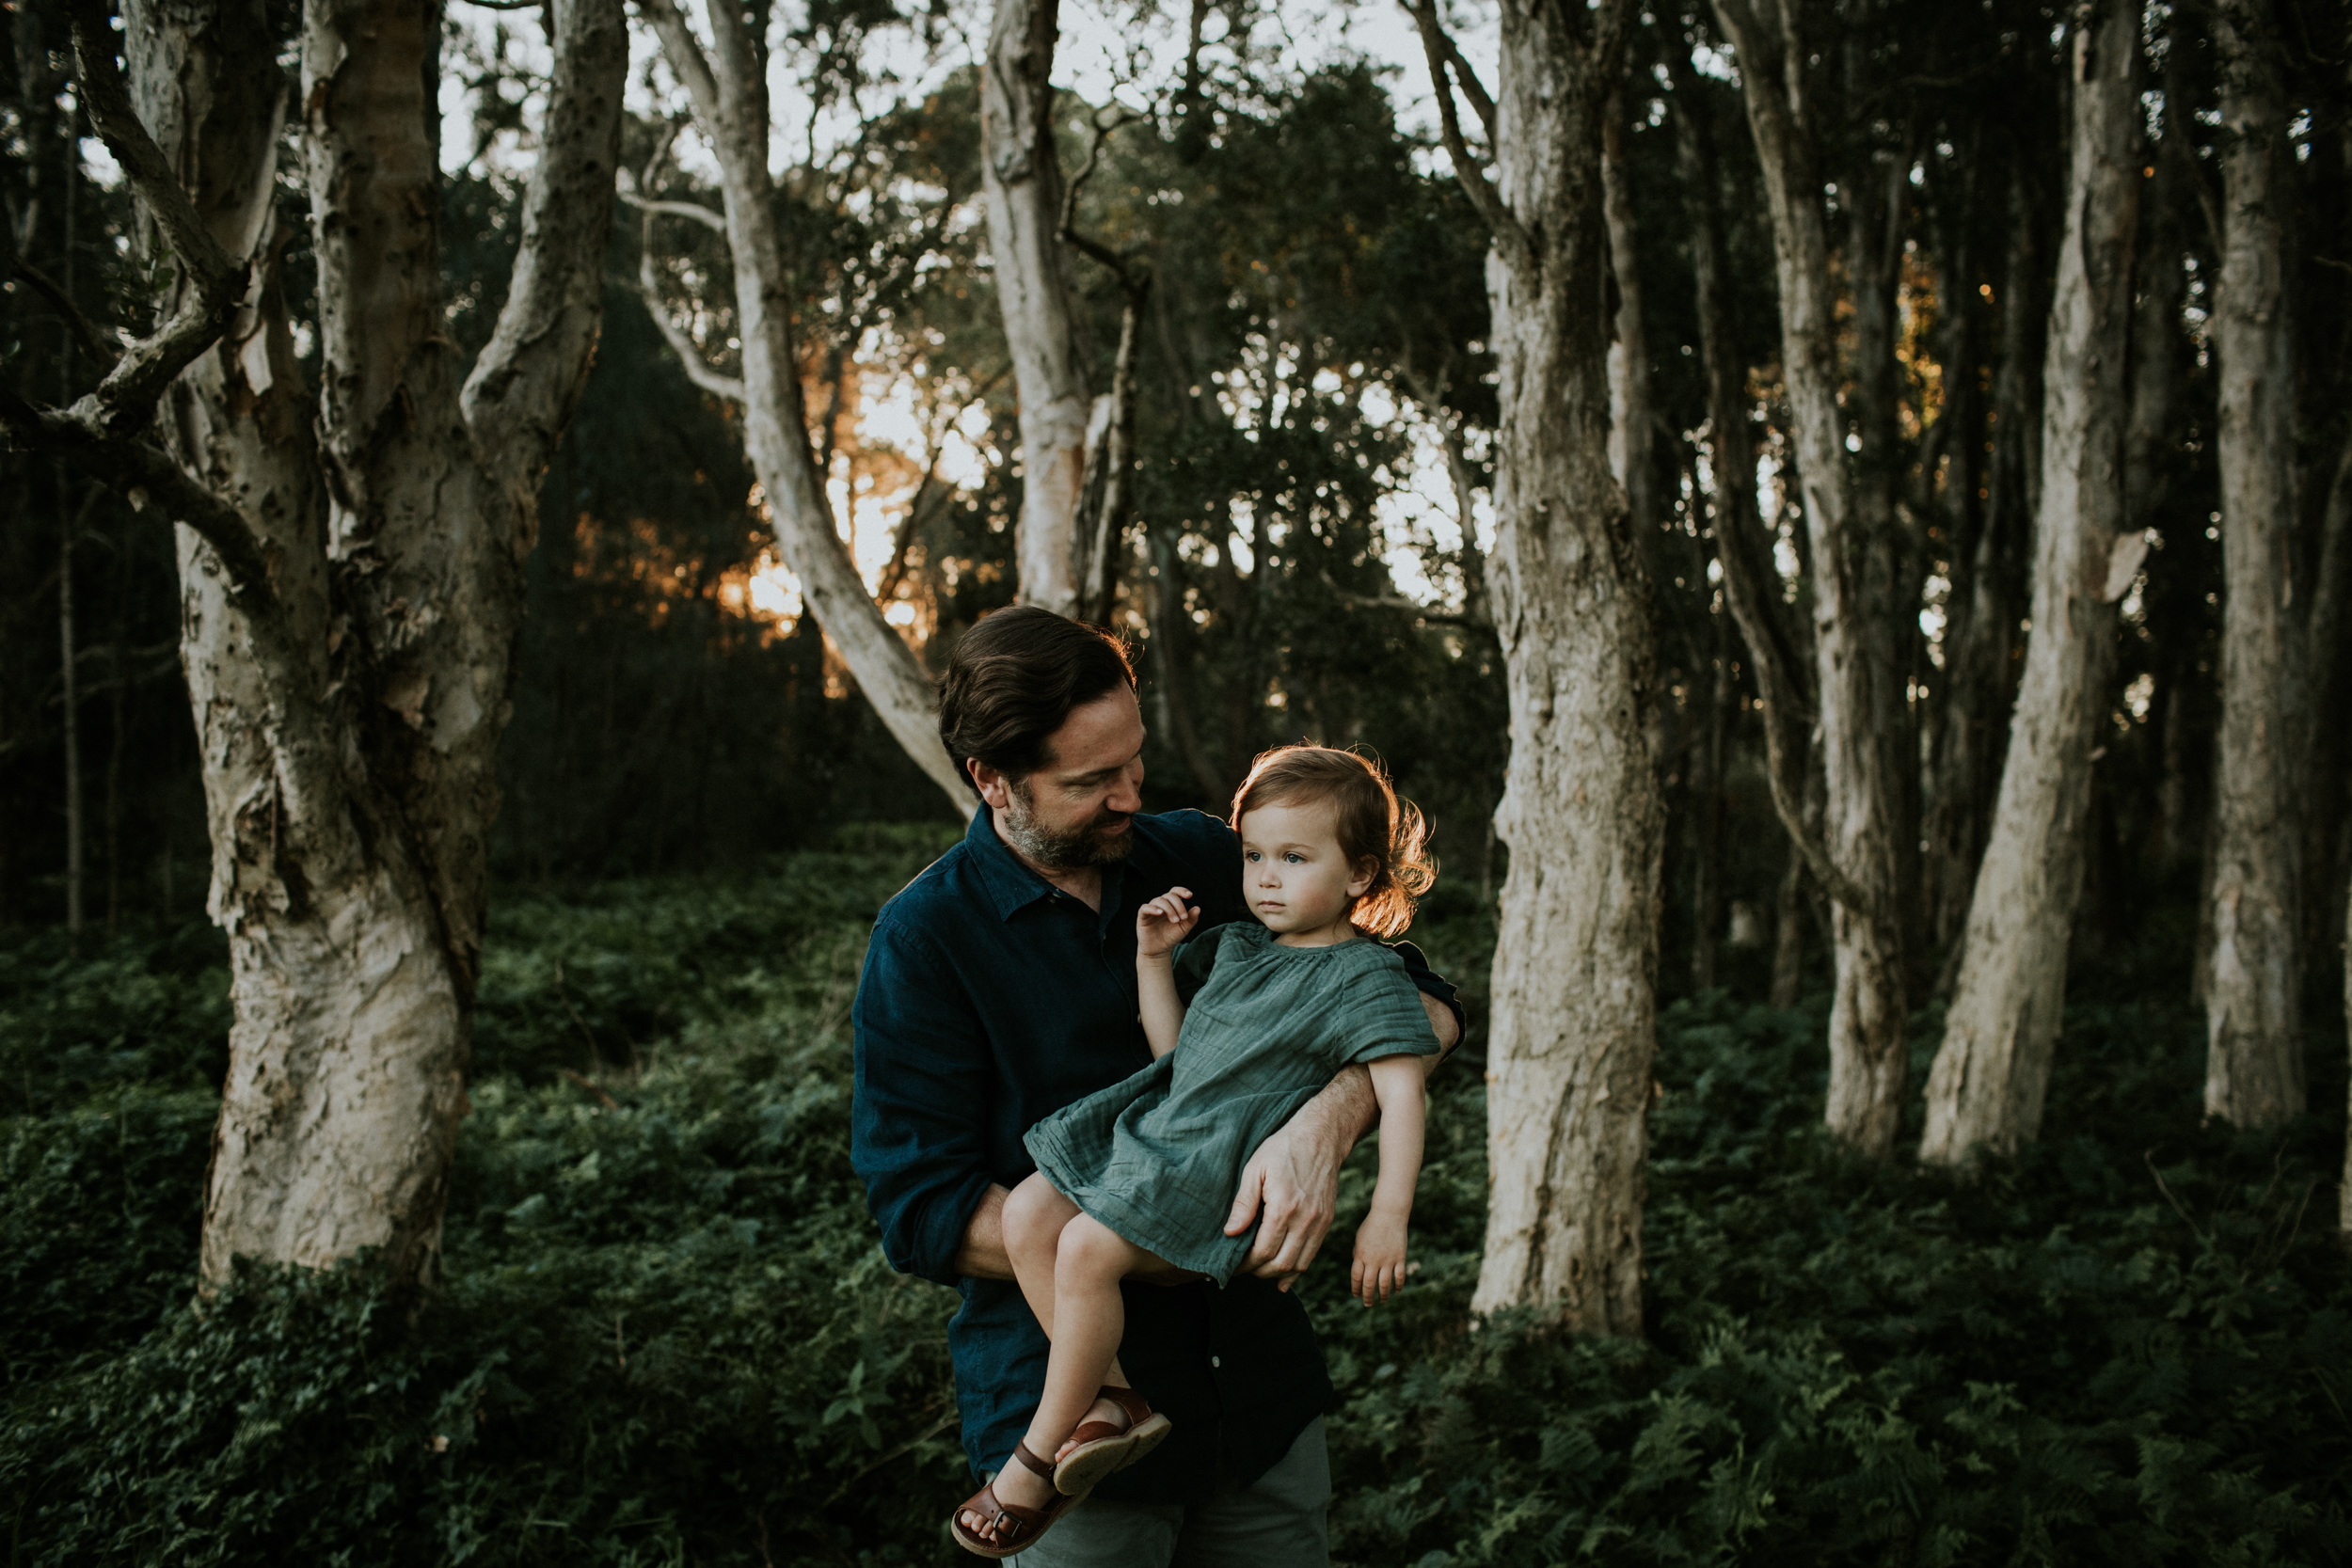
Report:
975,688,1147,871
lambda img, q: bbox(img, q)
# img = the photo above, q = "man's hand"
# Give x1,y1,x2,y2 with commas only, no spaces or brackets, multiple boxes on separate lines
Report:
1224,1064,1376,1290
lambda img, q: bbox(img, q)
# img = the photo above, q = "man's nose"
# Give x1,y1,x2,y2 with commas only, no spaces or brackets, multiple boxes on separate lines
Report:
1104,760,1143,815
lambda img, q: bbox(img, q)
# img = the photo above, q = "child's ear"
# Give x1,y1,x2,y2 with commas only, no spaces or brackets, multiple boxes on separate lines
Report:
1347,856,1379,900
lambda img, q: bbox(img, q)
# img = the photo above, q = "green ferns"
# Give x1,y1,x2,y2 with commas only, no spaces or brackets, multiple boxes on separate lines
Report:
3,845,2346,1564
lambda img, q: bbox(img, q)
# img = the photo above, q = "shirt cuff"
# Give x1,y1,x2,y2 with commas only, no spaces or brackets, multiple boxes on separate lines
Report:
905,1167,1000,1287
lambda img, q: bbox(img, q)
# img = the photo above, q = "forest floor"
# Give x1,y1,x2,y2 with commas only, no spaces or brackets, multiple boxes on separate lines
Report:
3,828,2347,1566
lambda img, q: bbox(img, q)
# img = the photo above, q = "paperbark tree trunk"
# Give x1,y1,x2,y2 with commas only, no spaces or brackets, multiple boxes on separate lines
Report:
1413,0,1659,1336
1926,195,2041,980
1712,0,1912,1157
980,0,1117,619
638,0,965,813
3,0,629,1288
1920,5,2141,1164
2202,0,2305,1127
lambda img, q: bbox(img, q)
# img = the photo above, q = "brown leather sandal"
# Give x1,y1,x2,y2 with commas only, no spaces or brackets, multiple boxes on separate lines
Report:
948,1441,1084,1559
1051,1384,1174,1495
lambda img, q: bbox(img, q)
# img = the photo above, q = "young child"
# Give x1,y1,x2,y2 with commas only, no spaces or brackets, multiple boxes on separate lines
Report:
949,745,1443,1558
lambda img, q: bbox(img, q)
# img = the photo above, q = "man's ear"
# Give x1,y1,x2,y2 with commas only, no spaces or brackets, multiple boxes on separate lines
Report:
969,759,1011,814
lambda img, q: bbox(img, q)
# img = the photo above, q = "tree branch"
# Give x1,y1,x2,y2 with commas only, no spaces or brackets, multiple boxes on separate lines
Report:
632,250,747,403
635,0,724,130
619,189,729,233
1400,0,1532,273
1,389,276,615
1057,106,1151,280
6,254,118,370
65,0,246,435
461,0,629,470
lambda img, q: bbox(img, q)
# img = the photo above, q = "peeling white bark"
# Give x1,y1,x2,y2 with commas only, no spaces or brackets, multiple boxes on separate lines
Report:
99,0,632,1287
1416,0,1659,1335
1921,6,2139,1165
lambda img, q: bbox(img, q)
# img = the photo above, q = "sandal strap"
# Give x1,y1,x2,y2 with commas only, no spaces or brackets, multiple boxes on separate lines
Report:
1095,1385,1154,1428
953,1481,1049,1551
1009,1440,1057,1480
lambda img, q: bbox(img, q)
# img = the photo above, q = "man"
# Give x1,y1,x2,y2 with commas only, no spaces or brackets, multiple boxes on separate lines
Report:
850,606,1462,1563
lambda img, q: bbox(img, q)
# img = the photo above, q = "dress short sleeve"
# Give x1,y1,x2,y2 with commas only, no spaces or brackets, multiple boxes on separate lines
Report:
1171,922,1239,1006
1332,952,1445,1068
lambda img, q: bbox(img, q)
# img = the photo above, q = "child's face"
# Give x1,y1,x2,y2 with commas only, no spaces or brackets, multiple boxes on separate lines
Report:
1238,798,1375,941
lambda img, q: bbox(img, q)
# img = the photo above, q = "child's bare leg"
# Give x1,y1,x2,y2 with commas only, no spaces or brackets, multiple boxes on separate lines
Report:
963,1188,1144,1542
1021,1214,1156,1470
1001,1172,1077,1338
1002,1175,1138,1397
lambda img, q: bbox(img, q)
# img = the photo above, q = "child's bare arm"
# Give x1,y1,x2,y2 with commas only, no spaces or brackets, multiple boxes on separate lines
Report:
1136,888,1200,1059
1350,1053,1426,1306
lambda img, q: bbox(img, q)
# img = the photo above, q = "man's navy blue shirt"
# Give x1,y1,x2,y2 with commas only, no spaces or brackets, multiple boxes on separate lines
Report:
850,805,1460,1502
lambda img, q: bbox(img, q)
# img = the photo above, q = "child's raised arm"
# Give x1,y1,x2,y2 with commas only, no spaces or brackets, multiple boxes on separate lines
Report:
1350,1053,1426,1306
1135,888,1200,1059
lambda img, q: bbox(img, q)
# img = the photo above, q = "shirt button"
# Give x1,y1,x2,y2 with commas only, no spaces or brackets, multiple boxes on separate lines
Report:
1211,1355,1222,1369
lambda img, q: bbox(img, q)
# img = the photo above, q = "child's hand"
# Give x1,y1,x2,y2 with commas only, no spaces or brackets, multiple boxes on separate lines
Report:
1350,1212,1409,1306
1136,887,1200,958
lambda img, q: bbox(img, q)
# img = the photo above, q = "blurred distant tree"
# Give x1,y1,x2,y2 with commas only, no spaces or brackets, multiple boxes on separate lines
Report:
1922,0,2142,1164
636,0,967,812
2201,0,2305,1128
1709,0,1922,1160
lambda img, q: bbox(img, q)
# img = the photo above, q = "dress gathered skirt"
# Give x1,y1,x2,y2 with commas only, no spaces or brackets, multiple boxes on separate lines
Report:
1024,921,1440,1286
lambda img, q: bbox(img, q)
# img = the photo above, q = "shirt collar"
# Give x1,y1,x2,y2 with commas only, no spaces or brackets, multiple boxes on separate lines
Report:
965,806,1057,921
964,805,1133,927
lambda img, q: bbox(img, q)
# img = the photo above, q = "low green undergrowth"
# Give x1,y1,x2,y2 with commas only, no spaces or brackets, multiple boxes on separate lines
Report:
3,837,2346,1565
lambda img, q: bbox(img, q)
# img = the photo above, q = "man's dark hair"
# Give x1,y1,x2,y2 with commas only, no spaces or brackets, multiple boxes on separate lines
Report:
937,607,1136,797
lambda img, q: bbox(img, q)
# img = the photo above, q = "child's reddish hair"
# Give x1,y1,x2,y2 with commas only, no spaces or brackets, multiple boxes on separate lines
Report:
1228,745,1437,940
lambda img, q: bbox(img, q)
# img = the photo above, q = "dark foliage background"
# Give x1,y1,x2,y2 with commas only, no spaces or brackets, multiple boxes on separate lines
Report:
6,0,2352,1561
3,847,2345,1565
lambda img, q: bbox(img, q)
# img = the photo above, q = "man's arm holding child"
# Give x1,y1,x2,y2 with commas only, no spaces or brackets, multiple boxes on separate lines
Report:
1224,991,1459,1289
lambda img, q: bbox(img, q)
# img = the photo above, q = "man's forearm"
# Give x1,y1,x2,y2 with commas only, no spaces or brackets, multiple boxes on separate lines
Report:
951,1182,1014,1280
1302,1061,1380,1154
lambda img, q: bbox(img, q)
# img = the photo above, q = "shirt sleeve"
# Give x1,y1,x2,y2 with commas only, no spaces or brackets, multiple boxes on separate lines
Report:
850,915,998,1287
1388,938,1468,1050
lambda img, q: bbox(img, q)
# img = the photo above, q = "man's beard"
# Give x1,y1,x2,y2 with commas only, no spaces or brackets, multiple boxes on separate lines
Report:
999,780,1135,870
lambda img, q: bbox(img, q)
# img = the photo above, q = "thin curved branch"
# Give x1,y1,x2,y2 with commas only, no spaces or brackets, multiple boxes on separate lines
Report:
633,248,746,403
1057,106,1150,278
66,0,246,435
1400,0,1532,274
1432,24,1497,144
620,190,728,233
6,254,119,370
1,389,276,615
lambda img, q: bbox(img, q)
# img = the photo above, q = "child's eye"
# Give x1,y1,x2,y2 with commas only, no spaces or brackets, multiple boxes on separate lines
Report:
1285,852,1304,863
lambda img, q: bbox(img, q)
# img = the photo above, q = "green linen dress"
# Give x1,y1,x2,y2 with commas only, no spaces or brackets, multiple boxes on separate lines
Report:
1024,921,1440,1287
